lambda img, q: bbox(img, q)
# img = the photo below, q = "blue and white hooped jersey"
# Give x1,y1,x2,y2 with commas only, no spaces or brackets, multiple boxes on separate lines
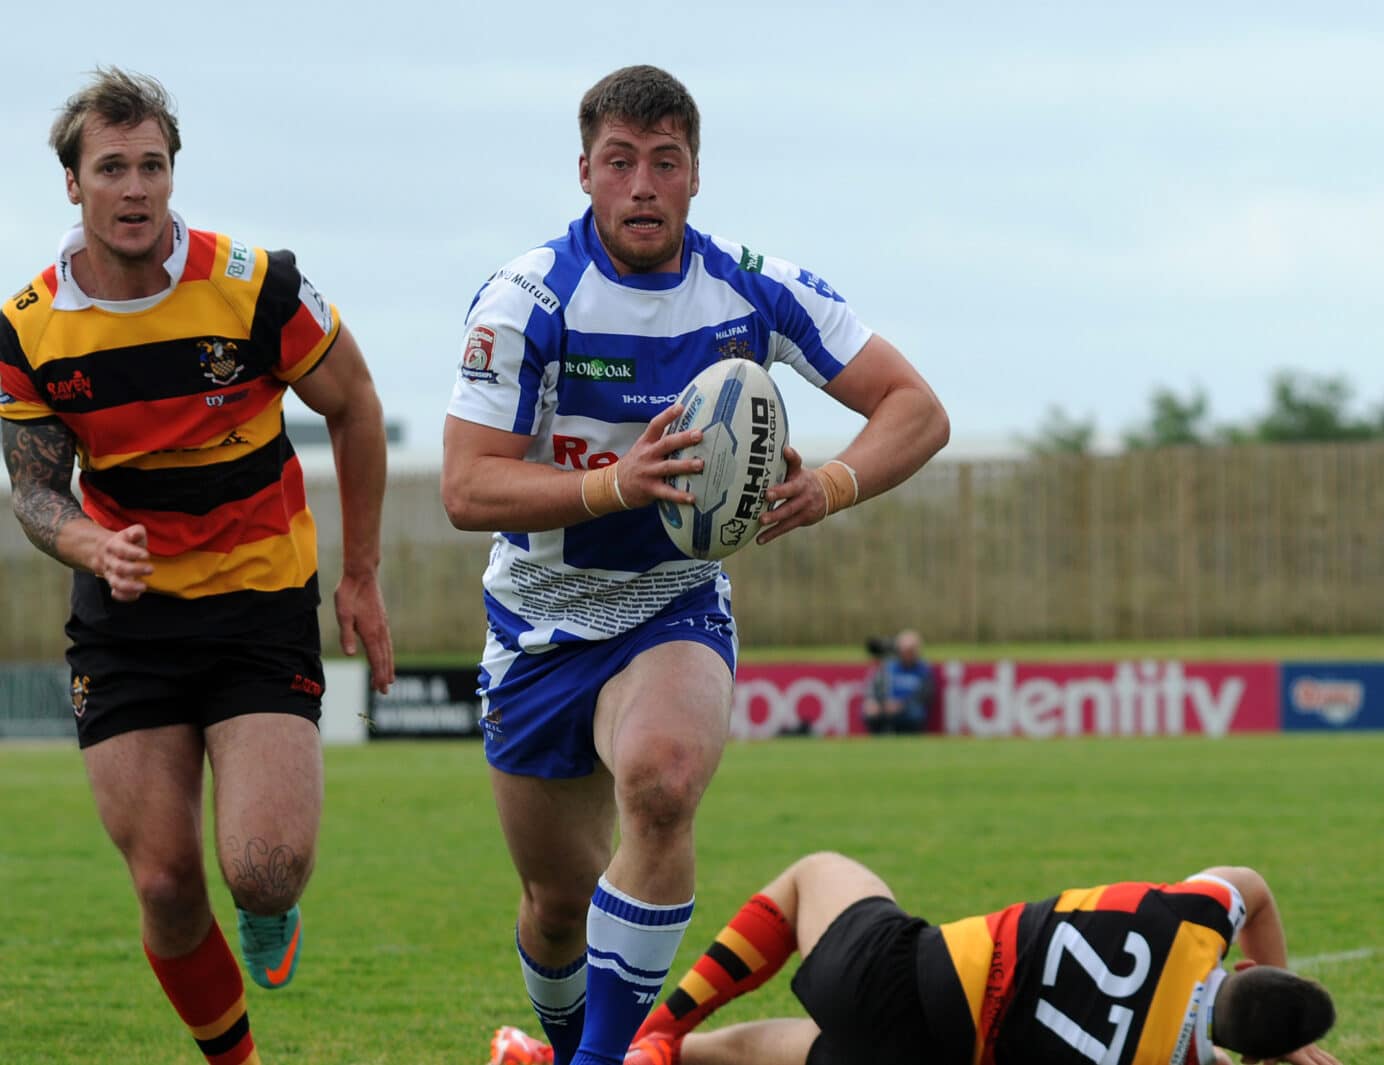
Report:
447,209,873,652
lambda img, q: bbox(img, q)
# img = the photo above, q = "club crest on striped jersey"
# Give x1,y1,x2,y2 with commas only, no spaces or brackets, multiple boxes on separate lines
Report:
461,326,500,383
198,339,244,385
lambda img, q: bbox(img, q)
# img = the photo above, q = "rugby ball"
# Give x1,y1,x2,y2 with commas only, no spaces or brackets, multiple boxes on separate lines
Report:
658,359,789,560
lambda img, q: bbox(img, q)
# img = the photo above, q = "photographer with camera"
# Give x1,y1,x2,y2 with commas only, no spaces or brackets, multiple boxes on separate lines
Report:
862,629,935,734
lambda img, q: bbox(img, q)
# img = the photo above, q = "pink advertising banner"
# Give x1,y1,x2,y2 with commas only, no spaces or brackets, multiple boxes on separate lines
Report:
936,661,1280,738
731,661,1282,739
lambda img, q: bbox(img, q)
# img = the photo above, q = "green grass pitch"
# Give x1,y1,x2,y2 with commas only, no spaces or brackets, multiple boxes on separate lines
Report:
1,735,1380,1063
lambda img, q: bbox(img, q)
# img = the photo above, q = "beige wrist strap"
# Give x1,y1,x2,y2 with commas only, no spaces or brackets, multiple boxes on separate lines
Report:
580,463,630,517
813,459,860,516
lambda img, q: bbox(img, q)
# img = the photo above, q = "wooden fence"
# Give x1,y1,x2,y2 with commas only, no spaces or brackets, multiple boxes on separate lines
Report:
3,441,1382,659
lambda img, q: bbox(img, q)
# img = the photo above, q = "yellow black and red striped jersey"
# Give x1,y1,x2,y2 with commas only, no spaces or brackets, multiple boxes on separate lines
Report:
0,214,340,636
918,875,1246,1065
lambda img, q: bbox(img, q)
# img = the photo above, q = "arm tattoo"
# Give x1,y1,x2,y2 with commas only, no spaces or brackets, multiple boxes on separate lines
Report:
2,419,86,560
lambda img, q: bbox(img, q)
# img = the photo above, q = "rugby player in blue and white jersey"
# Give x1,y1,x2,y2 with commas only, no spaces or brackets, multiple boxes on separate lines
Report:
441,65,949,1065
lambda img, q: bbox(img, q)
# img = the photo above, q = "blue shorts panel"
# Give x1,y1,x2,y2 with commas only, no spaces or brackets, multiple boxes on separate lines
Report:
479,581,737,778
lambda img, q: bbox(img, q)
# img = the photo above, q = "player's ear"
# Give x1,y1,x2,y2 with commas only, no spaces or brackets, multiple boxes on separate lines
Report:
579,156,592,195
690,158,699,198
66,169,81,205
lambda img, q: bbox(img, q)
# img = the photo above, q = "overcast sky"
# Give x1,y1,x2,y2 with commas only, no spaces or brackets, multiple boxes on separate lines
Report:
4,2,1382,463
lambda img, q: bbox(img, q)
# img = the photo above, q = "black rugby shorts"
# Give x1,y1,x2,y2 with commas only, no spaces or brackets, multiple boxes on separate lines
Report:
65,610,324,748
791,895,933,1065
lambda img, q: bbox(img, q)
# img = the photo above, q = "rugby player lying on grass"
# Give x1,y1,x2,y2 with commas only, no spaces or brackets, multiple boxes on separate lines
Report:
494,852,1338,1065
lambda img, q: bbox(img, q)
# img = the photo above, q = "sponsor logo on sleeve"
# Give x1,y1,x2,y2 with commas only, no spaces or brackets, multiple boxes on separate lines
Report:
495,268,560,312
797,269,844,302
563,356,636,382
738,247,764,273
460,326,500,383
225,239,253,280
298,274,334,334
198,339,245,385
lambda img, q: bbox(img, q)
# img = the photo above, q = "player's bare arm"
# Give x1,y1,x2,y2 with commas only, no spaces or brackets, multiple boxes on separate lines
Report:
291,324,395,692
1197,867,1342,1065
1198,865,1289,966
758,334,948,544
441,404,704,533
3,419,85,556
3,418,153,600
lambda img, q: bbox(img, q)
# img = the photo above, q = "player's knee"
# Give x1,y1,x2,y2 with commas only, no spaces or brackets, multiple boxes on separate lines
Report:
131,859,206,916
526,885,591,943
232,880,307,915
793,850,877,890
221,848,313,914
794,851,850,878
617,758,704,834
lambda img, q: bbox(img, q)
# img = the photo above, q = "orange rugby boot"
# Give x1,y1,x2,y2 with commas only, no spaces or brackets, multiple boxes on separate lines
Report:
488,1025,554,1065
624,1031,682,1065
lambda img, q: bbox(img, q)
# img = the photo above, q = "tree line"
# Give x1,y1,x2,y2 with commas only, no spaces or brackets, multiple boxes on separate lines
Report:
1023,371,1384,455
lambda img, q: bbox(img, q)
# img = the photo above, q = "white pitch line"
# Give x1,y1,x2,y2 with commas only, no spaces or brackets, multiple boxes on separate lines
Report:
1290,947,1375,969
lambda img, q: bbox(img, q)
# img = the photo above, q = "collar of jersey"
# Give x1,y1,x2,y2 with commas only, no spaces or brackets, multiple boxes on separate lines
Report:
583,209,692,291
52,210,190,311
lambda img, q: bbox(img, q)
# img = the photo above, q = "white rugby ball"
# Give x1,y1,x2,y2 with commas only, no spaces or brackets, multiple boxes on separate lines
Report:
658,359,790,561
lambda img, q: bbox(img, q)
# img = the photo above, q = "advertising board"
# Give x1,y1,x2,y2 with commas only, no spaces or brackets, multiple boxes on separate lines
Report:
1281,663,1384,731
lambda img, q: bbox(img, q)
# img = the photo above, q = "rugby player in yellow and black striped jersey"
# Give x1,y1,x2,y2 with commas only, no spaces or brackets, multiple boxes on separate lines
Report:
0,67,394,1065
596,853,1340,1065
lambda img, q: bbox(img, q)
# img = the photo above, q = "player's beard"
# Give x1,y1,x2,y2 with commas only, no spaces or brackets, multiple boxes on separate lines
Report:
594,216,683,275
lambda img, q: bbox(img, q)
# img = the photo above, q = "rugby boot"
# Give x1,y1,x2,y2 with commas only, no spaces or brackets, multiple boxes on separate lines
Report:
237,904,303,989
488,1025,554,1065
624,1032,681,1065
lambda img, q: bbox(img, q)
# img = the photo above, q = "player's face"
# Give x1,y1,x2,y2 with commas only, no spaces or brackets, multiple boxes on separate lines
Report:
580,117,699,276
65,117,174,268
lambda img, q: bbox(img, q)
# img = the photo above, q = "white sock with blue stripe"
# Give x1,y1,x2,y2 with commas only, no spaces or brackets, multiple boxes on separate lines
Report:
573,876,693,1065
517,930,586,1065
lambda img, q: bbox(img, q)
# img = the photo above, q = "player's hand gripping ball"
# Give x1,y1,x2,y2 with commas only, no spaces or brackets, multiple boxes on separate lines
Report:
658,359,789,560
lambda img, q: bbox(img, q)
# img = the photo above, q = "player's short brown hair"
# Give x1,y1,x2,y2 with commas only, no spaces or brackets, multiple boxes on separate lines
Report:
578,65,700,160
1215,965,1335,1058
50,67,181,173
